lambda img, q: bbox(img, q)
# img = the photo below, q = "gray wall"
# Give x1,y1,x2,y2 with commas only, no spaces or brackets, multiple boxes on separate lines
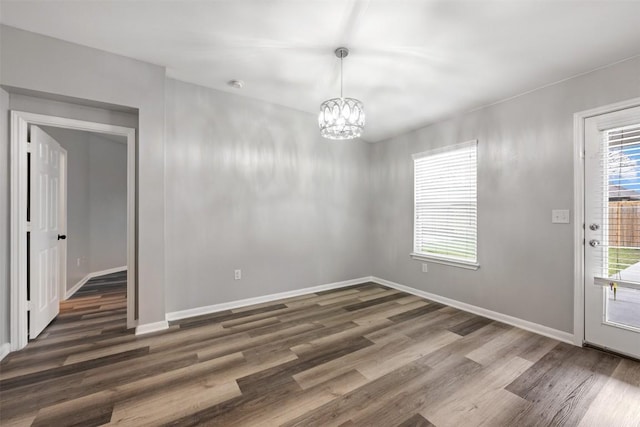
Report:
41,127,127,292
0,88,9,350
1,25,166,325
164,78,372,312
370,56,640,334
88,134,127,273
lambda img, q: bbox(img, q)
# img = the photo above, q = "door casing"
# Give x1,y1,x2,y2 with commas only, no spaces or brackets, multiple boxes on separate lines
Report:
9,111,137,351
573,96,640,348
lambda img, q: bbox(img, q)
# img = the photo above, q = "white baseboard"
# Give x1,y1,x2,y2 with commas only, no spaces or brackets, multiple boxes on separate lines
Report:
166,276,373,322
0,342,10,362
370,276,575,344
65,266,127,300
163,274,574,345
135,320,169,336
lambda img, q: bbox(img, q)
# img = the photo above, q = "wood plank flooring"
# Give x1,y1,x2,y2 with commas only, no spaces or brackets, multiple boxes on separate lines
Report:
1,276,640,426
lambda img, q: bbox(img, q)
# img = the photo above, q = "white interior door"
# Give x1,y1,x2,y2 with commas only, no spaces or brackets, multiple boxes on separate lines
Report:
29,126,66,339
584,106,640,359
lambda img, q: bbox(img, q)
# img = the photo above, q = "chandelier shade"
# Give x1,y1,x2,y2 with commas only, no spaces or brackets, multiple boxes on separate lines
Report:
318,97,365,140
319,47,365,140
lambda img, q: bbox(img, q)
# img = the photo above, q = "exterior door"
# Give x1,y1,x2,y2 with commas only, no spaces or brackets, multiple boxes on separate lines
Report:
584,106,640,359
29,126,66,339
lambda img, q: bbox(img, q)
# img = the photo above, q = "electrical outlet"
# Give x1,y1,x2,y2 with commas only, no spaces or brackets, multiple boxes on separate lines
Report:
234,269,241,280
422,263,428,273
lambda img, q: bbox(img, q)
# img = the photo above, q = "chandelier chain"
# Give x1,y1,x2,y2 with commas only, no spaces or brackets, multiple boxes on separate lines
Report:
340,55,343,98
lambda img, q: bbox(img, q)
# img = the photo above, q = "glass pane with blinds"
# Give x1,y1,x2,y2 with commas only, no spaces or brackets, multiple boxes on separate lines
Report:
596,123,640,330
413,141,477,263
594,123,640,279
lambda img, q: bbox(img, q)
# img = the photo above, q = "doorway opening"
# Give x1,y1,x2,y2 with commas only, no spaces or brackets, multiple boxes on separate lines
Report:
9,111,136,351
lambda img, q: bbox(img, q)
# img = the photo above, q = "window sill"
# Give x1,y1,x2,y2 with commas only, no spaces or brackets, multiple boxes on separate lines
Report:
410,252,480,270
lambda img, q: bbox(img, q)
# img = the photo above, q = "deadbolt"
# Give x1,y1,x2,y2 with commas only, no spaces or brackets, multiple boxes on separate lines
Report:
589,224,600,231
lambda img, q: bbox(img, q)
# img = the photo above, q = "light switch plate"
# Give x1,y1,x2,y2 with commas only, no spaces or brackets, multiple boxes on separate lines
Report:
552,209,570,224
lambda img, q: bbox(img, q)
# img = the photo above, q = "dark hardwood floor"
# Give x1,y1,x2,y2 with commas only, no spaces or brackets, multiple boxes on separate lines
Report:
1,275,639,426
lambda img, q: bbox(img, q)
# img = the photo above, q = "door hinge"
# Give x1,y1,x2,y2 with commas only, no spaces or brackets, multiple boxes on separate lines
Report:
26,300,32,311
26,221,31,232
26,142,32,153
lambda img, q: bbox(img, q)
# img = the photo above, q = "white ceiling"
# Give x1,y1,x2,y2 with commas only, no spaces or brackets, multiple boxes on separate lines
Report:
2,1,640,142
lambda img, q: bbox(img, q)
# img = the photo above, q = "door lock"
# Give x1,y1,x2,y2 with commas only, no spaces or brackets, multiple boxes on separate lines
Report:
589,224,600,231
589,239,600,247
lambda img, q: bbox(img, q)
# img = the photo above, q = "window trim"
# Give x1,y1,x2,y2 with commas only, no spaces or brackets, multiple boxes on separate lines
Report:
411,140,479,270
410,252,479,270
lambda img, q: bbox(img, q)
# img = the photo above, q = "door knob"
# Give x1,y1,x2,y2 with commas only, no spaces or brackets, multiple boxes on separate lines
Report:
589,224,600,231
589,239,600,247
57,234,67,240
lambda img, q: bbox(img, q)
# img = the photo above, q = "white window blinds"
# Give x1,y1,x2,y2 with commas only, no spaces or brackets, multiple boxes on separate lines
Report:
595,123,640,281
413,140,478,267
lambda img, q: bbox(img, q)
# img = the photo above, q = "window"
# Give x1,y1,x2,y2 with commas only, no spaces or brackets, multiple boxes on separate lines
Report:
412,140,478,269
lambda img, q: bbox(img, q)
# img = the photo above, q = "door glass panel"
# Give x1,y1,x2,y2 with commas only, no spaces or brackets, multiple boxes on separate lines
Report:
606,124,640,276
606,287,640,330
605,124,640,330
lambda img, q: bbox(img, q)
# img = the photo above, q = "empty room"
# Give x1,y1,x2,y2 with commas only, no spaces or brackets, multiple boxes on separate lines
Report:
1,1,640,426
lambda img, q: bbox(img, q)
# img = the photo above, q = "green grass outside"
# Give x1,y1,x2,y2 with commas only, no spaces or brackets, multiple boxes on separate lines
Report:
608,247,640,276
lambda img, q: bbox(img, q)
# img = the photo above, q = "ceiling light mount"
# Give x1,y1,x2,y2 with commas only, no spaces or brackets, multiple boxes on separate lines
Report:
319,47,365,140
335,47,349,59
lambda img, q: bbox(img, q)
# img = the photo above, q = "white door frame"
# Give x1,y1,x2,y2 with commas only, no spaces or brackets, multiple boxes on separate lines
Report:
10,111,137,351
573,96,640,347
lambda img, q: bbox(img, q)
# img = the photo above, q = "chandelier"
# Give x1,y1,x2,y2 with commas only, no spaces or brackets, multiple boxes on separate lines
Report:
319,47,365,140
